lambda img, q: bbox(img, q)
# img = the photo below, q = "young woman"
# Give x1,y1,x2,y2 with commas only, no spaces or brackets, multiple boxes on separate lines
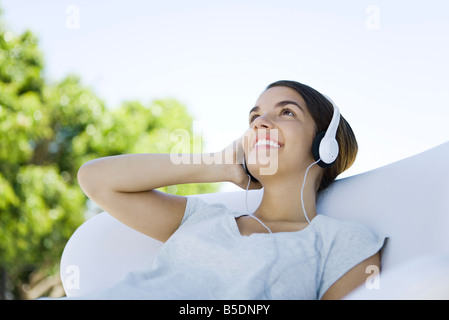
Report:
77,80,385,299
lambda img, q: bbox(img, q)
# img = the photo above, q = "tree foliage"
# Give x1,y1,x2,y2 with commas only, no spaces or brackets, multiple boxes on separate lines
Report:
0,13,218,299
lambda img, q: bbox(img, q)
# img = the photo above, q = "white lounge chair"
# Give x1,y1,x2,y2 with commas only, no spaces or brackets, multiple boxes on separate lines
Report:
60,141,449,299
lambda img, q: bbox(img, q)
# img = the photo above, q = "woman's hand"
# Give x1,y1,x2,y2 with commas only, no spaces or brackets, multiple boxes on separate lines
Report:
220,135,262,190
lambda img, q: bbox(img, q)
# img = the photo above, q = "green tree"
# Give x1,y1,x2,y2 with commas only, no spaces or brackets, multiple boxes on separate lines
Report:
0,13,218,299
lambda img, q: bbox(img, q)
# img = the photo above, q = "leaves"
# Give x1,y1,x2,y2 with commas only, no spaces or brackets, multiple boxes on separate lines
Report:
0,12,218,298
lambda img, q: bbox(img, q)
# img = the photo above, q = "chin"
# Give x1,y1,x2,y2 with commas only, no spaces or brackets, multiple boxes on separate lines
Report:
247,150,280,175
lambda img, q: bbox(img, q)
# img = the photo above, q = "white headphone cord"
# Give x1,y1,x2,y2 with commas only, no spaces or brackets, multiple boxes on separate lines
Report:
245,174,251,216
242,159,319,298
245,158,321,228
245,174,277,298
245,174,272,234
301,159,321,224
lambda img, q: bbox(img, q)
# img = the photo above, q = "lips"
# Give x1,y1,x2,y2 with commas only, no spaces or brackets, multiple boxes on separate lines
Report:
254,133,283,149
255,139,281,148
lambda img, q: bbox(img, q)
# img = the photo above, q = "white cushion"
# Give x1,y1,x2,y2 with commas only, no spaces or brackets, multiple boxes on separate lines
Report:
60,141,449,298
317,141,449,270
344,254,449,300
60,212,162,297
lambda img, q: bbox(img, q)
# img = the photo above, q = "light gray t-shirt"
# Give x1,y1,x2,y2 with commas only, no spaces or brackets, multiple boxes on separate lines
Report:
87,196,385,299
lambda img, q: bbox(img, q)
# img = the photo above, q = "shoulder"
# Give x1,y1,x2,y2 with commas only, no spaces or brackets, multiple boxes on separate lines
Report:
313,215,383,249
181,196,235,224
313,215,385,261
313,215,386,299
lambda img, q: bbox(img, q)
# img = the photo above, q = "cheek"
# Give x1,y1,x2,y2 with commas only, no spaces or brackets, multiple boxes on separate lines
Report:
283,126,315,160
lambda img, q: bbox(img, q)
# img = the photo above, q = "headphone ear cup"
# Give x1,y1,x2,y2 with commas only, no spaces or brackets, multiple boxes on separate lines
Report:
312,132,324,162
312,132,335,169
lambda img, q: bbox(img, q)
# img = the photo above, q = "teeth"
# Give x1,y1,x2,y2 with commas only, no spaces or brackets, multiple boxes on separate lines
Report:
255,139,281,148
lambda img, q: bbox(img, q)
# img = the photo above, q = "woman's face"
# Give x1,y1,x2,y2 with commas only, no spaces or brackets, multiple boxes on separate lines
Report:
243,86,318,181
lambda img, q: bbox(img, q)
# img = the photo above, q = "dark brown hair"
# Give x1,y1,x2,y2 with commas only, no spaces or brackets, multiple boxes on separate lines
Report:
266,80,358,192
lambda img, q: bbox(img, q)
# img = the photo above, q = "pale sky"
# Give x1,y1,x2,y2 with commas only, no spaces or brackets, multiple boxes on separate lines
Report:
2,0,449,191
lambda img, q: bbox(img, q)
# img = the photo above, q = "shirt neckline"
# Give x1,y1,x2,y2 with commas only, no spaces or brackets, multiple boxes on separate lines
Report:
227,212,323,238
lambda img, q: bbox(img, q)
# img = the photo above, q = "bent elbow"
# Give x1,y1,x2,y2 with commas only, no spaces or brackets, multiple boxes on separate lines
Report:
77,160,99,198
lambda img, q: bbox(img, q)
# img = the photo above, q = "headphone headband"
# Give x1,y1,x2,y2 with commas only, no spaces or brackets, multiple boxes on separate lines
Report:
324,105,340,141
313,95,340,168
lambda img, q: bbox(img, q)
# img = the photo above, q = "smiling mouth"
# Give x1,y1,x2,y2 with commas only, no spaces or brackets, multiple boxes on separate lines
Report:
254,139,281,149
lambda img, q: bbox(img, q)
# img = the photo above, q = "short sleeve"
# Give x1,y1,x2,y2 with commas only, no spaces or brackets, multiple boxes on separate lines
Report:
317,219,386,299
180,196,206,225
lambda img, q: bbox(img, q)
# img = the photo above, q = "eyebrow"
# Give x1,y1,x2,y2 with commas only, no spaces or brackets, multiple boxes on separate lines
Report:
249,100,305,115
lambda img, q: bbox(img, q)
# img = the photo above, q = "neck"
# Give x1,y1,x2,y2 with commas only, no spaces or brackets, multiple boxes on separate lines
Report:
253,172,319,224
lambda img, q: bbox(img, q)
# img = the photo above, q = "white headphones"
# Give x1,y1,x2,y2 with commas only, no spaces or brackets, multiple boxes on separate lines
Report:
312,95,340,168
245,94,341,227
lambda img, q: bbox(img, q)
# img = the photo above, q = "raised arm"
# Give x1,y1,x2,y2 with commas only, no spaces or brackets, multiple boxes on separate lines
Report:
77,153,232,242
77,136,260,242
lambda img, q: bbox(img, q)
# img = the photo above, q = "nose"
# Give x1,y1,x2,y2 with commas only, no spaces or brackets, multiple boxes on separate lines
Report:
252,114,275,129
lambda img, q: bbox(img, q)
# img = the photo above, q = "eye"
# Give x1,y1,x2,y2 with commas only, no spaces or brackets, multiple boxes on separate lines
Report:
249,114,259,123
281,108,295,117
